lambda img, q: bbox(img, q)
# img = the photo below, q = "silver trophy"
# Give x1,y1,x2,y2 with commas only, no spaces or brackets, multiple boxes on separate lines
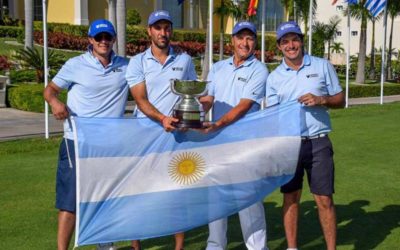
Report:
170,79,208,128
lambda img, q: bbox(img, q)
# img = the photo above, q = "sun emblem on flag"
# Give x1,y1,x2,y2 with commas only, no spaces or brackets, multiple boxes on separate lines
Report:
168,152,206,185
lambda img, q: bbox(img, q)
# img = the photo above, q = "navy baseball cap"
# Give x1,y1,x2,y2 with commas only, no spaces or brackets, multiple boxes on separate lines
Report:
148,10,173,26
232,21,257,36
88,19,116,37
276,21,303,40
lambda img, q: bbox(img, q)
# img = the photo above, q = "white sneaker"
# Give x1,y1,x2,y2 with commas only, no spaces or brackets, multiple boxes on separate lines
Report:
97,243,117,250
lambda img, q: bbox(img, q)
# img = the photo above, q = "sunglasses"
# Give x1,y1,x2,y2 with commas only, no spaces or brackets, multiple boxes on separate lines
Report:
93,33,114,42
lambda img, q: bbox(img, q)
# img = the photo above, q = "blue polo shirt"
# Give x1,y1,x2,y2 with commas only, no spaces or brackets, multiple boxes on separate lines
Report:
126,47,197,117
207,55,268,121
266,54,342,136
52,49,129,139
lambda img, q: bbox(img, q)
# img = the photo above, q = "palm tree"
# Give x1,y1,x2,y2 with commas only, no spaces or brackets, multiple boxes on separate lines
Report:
345,0,371,84
281,0,295,21
312,21,327,58
214,0,241,60
325,15,341,61
330,42,344,54
386,0,400,80
294,0,317,39
24,0,34,49
116,0,126,57
14,47,65,83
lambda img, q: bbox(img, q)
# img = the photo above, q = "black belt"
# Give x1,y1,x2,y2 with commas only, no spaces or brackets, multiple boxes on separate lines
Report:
301,133,327,140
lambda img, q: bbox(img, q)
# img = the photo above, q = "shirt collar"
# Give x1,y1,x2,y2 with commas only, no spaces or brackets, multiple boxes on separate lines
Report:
229,54,256,68
87,46,117,67
145,46,176,61
282,53,311,71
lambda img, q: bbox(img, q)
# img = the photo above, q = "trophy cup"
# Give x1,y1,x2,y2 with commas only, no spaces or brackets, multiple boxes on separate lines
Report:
170,79,208,128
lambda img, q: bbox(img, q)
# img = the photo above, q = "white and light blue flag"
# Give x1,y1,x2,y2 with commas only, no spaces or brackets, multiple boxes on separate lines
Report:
72,101,302,246
364,0,386,17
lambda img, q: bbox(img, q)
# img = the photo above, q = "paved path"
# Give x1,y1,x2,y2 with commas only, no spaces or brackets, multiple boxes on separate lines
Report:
347,95,400,105
0,109,63,141
1,97,399,141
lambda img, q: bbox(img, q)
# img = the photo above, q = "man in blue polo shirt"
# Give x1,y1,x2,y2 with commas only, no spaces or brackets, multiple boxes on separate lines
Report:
43,19,128,250
266,21,344,250
126,10,197,250
199,21,268,250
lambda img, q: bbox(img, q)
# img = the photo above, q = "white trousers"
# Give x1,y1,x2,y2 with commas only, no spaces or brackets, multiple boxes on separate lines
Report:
206,202,267,250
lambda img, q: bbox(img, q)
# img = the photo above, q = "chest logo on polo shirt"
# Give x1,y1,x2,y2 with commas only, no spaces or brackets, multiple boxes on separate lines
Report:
237,77,247,83
172,67,184,71
112,68,123,72
306,73,319,78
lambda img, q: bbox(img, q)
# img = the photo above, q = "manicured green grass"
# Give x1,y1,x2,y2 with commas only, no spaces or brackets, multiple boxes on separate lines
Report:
1,103,399,249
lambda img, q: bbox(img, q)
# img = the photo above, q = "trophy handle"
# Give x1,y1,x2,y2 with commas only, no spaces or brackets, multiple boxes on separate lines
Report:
170,79,180,95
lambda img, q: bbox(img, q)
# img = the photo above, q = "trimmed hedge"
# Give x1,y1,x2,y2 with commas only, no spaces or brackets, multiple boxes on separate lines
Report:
30,21,277,49
8,83,66,112
8,81,400,113
346,83,400,98
33,21,88,37
0,26,23,38
9,69,58,84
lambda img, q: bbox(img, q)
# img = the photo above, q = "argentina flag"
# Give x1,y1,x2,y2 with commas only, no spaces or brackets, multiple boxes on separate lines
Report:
72,101,302,246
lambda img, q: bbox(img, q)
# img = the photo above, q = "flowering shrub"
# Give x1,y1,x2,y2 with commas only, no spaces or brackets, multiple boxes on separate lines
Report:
0,55,11,71
34,31,89,51
32,31,275,62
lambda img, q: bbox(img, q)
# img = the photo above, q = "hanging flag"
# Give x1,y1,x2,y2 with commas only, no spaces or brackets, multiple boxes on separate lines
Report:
247,0,259,16
177,0,185,5
364,0,386,17
347,0,359,4
72,101,302,246
332,0,359,5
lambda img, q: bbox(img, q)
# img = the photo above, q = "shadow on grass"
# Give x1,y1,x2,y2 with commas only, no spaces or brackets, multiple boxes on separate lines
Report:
118,200,400,250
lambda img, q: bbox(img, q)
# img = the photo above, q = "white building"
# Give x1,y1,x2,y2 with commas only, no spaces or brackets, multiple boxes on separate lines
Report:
311,0,400,62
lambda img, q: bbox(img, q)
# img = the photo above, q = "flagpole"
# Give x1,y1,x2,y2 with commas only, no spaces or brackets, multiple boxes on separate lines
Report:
345,4,350,108
261,0,266,63
308,0,313,55
380,0,388,105
42,0,49,139
208,0,213,121
209,0,213,71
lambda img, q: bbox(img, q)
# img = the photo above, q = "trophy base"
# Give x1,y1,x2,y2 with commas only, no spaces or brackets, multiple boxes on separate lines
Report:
173,121,203,129
173,110,204,129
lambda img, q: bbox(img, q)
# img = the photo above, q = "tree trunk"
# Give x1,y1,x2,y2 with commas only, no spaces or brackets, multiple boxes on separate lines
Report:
108,0,117,52
386,14,394,80
36,69,44,83
355,12,367,84
369,19,376,80
303,16,308,40
24,0,34,49
327,41,331,61
116,0,126,57
219,13,224,60
219,33,224,60
0,0,4,22
218,0,225,61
